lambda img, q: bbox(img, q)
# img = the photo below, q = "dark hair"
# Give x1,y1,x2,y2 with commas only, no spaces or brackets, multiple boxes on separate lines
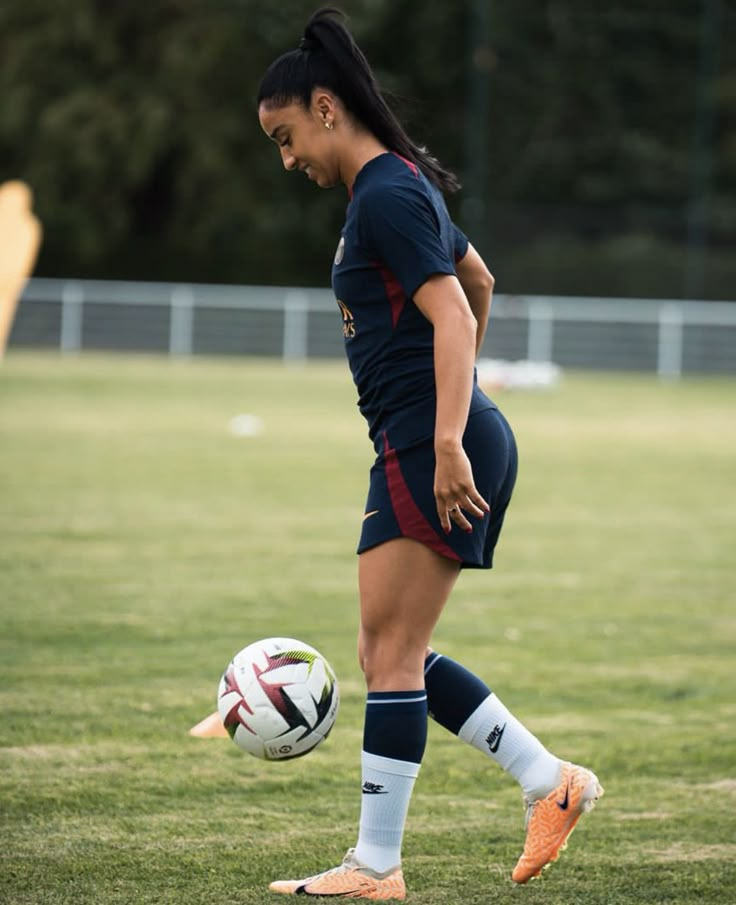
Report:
257,7,460,194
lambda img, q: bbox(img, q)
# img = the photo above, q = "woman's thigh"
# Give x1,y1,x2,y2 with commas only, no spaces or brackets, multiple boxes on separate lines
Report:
358,537,460,690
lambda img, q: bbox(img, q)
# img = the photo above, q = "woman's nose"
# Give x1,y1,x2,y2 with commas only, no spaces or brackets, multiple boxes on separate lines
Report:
280,148,297,171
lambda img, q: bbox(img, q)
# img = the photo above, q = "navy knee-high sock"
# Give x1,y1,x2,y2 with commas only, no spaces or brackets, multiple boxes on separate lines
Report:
423,652,561,798
354,690,427,872
424,651,491,734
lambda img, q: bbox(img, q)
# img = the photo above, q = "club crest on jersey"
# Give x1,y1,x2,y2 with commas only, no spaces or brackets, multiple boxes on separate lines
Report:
334,236,345,266
337,299,355,339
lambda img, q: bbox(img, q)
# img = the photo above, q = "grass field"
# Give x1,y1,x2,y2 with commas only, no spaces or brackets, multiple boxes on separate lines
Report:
1,352,735,905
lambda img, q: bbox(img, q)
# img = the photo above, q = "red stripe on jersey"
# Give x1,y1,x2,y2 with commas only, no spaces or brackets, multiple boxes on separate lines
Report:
383,432,461,562
392,152,419,177
375,263,406,328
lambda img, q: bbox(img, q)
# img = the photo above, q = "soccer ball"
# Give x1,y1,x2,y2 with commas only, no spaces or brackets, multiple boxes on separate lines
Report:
217,637,339,761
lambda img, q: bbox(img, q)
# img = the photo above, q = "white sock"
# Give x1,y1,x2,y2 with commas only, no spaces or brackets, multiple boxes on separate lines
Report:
354,751,420,872
458,693,562,798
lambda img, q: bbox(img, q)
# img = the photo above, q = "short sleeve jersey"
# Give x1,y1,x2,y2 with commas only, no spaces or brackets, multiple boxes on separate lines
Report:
331,152,495,450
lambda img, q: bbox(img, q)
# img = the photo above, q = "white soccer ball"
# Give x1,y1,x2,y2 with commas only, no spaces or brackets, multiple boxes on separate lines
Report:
217,637,339,761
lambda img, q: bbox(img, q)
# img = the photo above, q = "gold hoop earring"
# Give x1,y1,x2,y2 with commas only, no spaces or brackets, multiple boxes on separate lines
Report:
324,120,334,130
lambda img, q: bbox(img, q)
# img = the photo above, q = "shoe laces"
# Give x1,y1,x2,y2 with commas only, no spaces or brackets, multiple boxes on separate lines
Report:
330,849,373,875
340,849,397,880
302,850,358,885
522,797,537,829
341,848,361,869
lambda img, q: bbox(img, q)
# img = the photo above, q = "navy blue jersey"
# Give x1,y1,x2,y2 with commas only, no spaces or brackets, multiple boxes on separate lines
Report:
331,152,495,450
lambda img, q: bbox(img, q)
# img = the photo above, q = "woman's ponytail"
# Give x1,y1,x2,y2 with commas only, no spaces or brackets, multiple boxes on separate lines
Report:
257,8,460,194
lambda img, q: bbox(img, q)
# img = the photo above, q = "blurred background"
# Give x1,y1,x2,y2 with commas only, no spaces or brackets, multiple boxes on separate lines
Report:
2,8,736,901
2,0,736,371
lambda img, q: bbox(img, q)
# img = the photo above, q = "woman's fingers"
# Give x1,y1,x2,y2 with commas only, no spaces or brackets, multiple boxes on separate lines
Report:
435,448,490,533
441,491,490,534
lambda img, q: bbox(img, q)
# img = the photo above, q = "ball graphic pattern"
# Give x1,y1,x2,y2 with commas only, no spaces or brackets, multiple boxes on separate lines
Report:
217,637,339,760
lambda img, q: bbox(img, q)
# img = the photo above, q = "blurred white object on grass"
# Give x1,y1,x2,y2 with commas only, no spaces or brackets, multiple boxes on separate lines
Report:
476,358,562,391
228,413,264,437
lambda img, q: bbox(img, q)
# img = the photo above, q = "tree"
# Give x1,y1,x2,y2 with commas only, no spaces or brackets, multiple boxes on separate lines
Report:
1,0,734,297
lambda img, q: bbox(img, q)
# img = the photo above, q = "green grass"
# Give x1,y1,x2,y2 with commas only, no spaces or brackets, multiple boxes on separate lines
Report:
1,352,735,904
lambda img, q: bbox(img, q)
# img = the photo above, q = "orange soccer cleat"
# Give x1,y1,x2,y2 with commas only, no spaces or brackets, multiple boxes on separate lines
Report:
269,849,406,900
511,762,604,884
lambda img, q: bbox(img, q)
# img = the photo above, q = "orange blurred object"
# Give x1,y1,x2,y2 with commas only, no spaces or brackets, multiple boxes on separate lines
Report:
0,181,42,359
189,711,229,738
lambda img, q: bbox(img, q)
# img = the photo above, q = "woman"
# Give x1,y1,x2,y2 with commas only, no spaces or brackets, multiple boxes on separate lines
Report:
257,8,602,899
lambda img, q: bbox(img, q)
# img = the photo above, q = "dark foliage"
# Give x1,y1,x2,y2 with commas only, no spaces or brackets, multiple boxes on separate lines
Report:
1,0,734,297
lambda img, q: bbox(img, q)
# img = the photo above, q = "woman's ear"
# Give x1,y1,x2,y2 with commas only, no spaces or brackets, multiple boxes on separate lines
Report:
312,90,337,128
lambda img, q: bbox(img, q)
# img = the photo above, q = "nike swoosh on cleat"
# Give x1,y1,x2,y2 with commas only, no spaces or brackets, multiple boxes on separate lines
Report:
297,891,364,897
556,783,571,810
297,884,370,897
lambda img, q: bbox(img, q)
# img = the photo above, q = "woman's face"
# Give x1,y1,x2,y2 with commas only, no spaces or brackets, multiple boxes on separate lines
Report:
258,95,341,189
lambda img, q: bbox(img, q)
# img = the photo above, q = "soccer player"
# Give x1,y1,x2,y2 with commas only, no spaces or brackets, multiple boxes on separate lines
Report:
257,8,603,899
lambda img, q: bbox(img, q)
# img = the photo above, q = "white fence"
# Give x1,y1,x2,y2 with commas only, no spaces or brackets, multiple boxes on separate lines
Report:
12,277,736,376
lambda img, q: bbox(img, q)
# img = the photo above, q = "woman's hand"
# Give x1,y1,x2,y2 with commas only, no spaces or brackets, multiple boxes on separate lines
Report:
434,443,490,534
413,274,490,534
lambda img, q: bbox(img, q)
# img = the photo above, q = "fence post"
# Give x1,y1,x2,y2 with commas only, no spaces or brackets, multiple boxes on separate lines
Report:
60,282,84,354
658,304,684,379
169,286,195,357
283,291,309,363
527,299,554,362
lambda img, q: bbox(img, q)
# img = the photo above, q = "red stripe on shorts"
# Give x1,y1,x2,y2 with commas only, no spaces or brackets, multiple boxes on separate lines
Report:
383,432,460,562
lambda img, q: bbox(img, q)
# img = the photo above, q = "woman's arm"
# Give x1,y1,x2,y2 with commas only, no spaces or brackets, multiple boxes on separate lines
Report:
413,274,491,534
455,243,494,357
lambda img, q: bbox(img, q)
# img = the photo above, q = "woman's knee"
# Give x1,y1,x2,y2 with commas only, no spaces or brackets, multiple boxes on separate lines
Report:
360,632,426,686
357,644,368,675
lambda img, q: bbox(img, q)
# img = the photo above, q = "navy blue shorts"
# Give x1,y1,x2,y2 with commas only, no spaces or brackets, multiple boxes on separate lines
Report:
357,407,518,569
